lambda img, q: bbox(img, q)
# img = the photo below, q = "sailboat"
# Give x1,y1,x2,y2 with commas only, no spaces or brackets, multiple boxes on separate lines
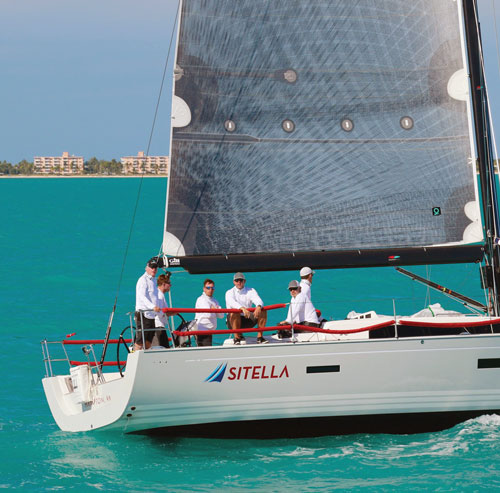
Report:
42,0,500,437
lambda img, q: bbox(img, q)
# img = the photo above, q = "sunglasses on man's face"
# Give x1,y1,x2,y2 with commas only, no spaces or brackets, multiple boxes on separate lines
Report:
289,287,298,291
234,279,245,282
205,286,215,290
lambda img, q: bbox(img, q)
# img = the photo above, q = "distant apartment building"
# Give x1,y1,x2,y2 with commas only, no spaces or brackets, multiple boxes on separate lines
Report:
34,151,84,175
121,151,169,175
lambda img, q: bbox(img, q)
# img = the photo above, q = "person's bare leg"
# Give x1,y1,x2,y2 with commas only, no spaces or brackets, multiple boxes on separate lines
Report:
230,313,242,340
257,310,267,339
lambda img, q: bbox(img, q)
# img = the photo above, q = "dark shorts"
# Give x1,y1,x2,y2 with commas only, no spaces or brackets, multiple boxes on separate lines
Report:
153,328,171,348
196,334,212,347
135,312,156,345
226,313,258,329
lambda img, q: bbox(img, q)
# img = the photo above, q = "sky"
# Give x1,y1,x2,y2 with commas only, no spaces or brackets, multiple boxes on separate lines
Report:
1,0,500,164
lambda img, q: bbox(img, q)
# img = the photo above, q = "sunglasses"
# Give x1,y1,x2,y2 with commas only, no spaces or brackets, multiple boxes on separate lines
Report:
234,279,245,282
205,286,215,290
289,287,298,291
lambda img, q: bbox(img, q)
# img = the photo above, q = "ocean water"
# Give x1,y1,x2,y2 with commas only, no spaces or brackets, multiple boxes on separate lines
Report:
2,178,500,491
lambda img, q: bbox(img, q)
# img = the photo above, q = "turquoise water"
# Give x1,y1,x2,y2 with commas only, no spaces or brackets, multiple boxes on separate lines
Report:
2,178,500,491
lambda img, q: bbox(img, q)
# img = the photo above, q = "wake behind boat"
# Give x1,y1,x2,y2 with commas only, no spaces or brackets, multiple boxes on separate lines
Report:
42,0,500,436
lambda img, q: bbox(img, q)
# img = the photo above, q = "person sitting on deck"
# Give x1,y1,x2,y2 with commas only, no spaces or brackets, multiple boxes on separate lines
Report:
279,280,320,333
134,257,161,350
194,279,224,347
152,273,172,348
225,272,268,344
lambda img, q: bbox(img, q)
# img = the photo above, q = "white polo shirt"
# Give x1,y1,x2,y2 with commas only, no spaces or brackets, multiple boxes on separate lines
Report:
135,271,159,319
285,291,319,324
300,279,312,300
225,286,263,310
195,292,224,330
155,290,169,328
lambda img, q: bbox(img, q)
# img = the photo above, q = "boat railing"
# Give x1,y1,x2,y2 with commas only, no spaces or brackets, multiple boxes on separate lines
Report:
41,329,133,379
135,304,288,349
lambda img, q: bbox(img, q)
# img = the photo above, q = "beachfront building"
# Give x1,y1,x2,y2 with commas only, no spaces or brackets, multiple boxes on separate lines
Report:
121,151,169,175
34,152,84,175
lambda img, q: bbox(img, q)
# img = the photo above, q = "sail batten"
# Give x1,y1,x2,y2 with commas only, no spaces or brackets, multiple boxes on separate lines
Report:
164,0,483,270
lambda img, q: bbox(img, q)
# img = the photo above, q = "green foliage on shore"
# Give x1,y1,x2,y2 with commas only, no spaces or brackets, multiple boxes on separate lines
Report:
0,158,127,175
0,160,34,175
84,157,123,175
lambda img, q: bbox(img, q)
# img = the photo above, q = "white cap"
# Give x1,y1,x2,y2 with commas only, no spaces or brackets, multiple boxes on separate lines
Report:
300,266,315,277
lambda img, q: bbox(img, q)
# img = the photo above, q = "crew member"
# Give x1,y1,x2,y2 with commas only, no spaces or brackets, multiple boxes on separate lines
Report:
299,266,315,300
225,272,268,344
153,273,172,348
280,280,320,331
194,279,224,347
134,257,161,350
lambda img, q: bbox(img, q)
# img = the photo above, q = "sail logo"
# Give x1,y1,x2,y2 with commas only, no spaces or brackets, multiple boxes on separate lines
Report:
205,362,289,383
168,257,181,266
205,363,227,383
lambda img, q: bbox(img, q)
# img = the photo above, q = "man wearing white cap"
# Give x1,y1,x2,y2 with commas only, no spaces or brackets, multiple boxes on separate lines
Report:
225,272,268,344
299,266,315,300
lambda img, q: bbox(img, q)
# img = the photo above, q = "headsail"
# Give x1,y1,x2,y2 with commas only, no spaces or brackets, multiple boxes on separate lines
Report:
164,0,484,272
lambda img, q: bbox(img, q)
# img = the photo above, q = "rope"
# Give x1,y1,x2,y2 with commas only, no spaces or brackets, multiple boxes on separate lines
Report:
160,303,287,314
173,320,396,337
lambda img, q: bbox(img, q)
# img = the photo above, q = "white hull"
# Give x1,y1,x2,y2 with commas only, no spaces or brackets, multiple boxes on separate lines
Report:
43,327,500,435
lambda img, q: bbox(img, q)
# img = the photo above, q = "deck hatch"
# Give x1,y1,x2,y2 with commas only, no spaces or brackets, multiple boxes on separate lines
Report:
478,358,500,369
306,365,340,374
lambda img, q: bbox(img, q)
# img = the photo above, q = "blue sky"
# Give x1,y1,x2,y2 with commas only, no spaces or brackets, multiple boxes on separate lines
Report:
1,0,500,164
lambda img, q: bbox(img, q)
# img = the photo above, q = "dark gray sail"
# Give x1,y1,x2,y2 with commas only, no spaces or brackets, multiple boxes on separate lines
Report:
164,0,483,271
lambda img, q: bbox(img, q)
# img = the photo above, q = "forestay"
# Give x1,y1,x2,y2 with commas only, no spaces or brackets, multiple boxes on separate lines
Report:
164,0,483,272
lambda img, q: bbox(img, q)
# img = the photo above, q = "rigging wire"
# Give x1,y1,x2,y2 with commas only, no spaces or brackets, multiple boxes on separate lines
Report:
471,0,500,315
99,1,181,368
424,265,432,308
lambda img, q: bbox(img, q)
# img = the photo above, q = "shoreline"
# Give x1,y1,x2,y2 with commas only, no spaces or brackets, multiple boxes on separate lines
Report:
0,175,167,179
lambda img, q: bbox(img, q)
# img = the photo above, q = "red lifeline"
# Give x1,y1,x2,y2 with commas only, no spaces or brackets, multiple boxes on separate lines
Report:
227,365,289,380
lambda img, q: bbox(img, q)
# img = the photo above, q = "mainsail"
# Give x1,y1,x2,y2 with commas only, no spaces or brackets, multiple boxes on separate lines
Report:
164,0,484,272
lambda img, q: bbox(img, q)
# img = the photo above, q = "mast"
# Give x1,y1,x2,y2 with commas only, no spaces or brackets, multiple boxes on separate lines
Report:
462,0,500,314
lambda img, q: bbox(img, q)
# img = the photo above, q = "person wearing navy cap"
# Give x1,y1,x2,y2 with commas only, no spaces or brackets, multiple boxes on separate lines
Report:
134,257,161,350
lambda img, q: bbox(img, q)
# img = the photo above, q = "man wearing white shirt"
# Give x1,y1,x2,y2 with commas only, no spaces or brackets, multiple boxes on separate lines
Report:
299,266,315,300
280,280,320,330
135,257,161,350
194,279,224,347
225,272,268,344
